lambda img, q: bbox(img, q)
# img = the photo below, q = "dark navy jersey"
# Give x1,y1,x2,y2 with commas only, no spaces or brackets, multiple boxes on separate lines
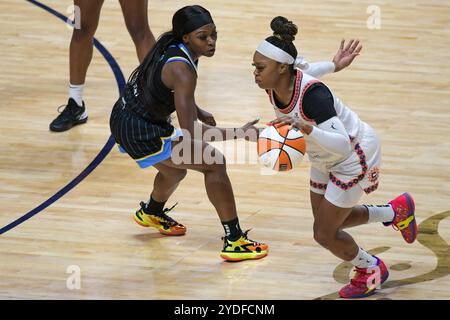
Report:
122,43,198,124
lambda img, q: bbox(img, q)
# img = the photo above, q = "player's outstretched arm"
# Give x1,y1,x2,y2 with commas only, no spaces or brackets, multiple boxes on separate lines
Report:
297,39,362,78
332,39,362,72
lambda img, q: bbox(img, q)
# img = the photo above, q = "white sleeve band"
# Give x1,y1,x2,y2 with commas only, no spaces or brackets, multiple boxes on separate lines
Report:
303,61,335,78
308,117,352,156
295,58,335,79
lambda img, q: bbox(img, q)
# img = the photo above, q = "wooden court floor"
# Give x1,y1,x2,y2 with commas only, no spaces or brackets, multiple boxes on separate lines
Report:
0,0,449,299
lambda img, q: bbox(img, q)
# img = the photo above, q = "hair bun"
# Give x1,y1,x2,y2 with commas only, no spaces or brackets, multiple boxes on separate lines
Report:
270,16,298,42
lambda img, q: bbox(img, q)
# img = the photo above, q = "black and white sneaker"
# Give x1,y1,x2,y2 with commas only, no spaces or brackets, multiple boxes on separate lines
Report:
49,98,88,132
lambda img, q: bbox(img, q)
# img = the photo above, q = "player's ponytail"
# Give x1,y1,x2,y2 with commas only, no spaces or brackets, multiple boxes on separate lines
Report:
126,31,176,108
266,16,299,74
126,5,212,108
270,16,298,42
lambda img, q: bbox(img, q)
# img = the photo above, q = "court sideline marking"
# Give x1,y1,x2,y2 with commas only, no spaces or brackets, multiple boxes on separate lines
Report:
0,0,125,235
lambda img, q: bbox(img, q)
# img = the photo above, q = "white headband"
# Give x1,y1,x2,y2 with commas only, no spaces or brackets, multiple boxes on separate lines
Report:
256,40,295,64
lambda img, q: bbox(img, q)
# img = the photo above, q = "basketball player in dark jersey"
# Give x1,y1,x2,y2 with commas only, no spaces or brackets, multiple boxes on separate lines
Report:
110,5,268,261
50,0,156,132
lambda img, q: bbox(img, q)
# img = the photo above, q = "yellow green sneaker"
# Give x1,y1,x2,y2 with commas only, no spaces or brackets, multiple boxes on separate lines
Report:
133,202,186,236
220,230,268,261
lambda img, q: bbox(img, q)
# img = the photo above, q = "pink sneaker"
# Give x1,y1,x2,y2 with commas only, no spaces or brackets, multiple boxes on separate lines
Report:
339,257,389,299
384,193,417,244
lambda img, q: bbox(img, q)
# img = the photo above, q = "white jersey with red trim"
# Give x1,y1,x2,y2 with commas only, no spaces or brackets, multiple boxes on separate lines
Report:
267,68,367,169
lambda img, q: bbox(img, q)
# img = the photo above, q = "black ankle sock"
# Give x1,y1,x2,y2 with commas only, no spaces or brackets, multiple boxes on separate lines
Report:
222,217,242,241
144,196,166,214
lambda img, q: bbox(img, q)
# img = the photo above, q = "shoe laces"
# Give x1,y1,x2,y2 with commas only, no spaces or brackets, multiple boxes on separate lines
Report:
159,202,179,224
350,267,373,287
140,202,180,225
56,103,77,119
57,104,67,113
242,229,263,246
220,229,264,247
221,228,252,241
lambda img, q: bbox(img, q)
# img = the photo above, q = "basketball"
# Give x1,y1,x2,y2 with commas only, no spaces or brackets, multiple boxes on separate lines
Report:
257,124,306,171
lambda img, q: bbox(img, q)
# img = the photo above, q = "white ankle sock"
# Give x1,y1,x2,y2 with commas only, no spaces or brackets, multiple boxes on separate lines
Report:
350,248,378,268
365,204,395,224
69,83,84,106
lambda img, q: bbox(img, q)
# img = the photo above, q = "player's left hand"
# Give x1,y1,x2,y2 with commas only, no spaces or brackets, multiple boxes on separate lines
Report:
268,116,313,135
197,107,216,126
332,39,362,72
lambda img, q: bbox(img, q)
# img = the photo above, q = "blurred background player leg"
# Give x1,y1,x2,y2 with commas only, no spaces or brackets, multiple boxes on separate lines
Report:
50,0,155,132
49,0,103,132
119,0,156,62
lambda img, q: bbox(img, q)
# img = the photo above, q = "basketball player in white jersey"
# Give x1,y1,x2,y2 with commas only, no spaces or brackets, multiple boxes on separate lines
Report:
253,17,418,298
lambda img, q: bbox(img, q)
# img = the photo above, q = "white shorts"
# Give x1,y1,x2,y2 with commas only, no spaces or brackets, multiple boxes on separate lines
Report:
309,125,381,208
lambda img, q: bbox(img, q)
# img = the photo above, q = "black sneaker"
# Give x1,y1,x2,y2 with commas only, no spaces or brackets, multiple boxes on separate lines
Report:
49,98,88,132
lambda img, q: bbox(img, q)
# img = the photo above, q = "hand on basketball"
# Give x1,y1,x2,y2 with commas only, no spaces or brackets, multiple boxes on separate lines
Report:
239,118,260,141
332,39,362,73
197,107,216,126
268,116,313,135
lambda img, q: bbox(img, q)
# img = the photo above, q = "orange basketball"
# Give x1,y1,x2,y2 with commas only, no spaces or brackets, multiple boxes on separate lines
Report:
257,125,306,171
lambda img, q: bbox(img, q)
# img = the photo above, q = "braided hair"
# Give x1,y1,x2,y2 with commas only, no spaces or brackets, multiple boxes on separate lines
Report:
265,16,299,74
